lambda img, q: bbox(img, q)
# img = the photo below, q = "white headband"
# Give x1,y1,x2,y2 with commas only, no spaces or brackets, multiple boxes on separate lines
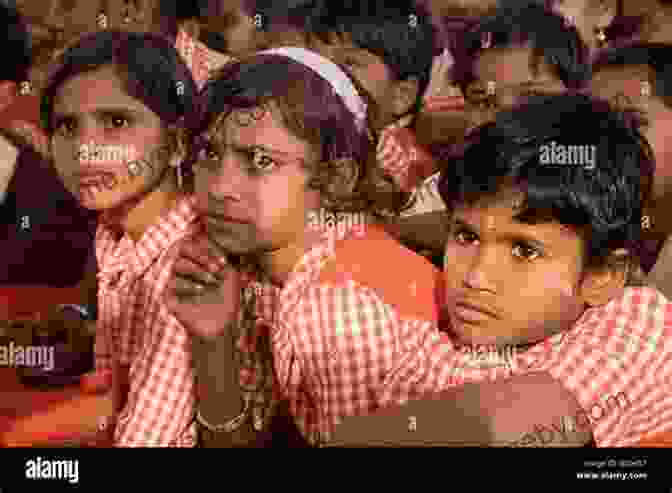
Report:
258,47,368,134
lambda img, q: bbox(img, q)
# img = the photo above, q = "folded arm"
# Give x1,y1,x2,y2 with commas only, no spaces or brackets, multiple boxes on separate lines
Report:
113,309,196,447
327,372,593,447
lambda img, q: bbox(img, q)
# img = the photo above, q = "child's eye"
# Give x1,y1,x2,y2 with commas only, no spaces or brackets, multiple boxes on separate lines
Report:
53,117,77,137
198,144,220,161
248,148,277,172
512,242,542,261
453,228,478,245
106,115,131,129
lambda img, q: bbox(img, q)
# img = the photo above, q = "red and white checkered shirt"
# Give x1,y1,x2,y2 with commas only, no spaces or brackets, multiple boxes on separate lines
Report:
378,286,672,447
377,116,438,195
175,29,235,90
175,26,439,205
94,195,200,447
249,218,443,445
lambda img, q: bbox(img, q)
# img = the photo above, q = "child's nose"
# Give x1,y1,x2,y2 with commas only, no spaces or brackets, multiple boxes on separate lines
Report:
463,250,499,291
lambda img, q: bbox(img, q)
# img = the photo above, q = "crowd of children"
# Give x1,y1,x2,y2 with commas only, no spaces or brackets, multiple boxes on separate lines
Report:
2,0,672,447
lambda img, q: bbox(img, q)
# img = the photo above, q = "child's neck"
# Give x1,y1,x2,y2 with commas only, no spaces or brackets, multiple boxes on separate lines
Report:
106,177,182,242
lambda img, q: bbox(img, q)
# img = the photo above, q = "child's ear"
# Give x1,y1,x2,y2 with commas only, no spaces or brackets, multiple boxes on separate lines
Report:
391,77,420,117
579,248,629,306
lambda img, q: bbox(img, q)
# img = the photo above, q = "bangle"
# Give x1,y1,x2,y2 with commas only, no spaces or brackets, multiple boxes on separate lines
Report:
195,395,251,433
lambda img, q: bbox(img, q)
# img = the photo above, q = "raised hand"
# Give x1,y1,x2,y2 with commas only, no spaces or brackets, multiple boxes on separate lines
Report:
164,232,242,341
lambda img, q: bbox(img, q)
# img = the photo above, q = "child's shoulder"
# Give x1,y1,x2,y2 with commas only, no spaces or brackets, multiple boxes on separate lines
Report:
597,286,672,325
318,225,442,322
569,287,672,344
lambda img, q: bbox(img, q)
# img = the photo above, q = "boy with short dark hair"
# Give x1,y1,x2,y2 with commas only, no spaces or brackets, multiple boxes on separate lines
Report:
329,94,671,448
591,43,672,282
0,2,97,294
304,1,439,195
458,3,590,127
386,2,594,258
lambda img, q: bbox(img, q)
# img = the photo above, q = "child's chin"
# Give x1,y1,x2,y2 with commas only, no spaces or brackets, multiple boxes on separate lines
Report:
444,319,502,347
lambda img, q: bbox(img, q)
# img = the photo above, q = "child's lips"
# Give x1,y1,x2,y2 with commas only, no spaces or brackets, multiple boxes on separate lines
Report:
77,171,115,185
453,301,500,322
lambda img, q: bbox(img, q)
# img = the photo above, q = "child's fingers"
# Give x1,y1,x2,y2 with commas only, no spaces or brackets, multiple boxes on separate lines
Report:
166,274,207,302
180,235,229,274
173,256,221,287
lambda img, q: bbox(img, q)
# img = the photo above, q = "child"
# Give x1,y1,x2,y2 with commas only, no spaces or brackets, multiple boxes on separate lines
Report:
0,2,96,305
303,1,439,194
41,30,200,446
457,3,590,130
165,47,443,446
330,94,671,447
591,43,672,280
388,2,593,260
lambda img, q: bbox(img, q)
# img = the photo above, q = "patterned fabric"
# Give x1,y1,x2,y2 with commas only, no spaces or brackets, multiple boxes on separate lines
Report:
249,217,443,445
378,286,672,447
234,276,284,432
376,118,437,194
174,28,235,90
94,195,199,447
401,171,446,217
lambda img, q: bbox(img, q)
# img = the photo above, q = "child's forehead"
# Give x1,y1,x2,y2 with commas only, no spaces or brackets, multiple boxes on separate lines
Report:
53,67,142,112
452,188,575,236
206,106,275,140
204,103,316,159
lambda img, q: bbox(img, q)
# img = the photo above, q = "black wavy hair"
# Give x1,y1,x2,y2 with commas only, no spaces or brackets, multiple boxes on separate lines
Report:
0,2,30,84
455,3,590,91
593,42,672,109
438,93,652,270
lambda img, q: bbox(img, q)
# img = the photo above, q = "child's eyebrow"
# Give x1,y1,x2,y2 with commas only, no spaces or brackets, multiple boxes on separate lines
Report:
452,217,550,249
52,107,141,120
202,138,306,162
232,144,304,161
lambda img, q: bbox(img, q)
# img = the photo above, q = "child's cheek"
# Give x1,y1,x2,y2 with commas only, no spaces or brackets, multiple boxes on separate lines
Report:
541,269,576,300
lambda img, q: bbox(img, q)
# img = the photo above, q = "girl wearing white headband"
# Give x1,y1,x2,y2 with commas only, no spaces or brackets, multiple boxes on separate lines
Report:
166,47,442,446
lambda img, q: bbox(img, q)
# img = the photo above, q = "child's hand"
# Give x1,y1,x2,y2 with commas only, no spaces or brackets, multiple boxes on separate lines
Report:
164,233,242,341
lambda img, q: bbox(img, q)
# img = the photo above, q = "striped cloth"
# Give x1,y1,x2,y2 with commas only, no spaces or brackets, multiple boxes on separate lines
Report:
378,286,672,447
